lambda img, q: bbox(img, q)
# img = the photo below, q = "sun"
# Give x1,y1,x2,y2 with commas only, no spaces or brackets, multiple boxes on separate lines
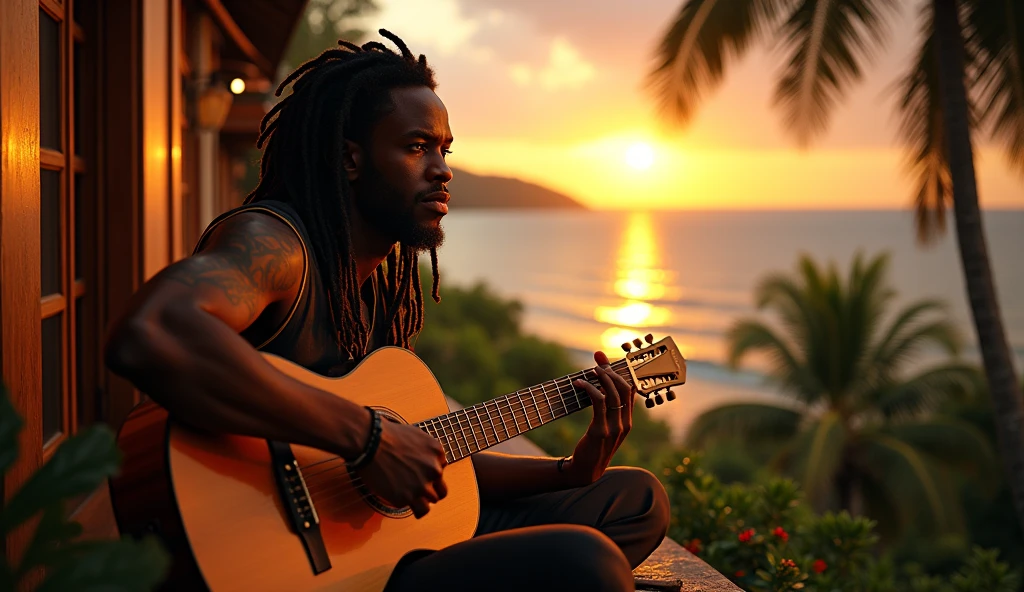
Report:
625,142,655,170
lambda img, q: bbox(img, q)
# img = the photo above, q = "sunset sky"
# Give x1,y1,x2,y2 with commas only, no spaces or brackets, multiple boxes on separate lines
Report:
353,0,1022,210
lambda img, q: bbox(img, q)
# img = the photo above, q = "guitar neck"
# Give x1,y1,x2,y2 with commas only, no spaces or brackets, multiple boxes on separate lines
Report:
415,359,633,464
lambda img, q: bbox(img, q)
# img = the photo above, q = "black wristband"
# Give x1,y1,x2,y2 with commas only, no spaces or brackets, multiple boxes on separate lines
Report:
348,407,382,470
557,455,572,473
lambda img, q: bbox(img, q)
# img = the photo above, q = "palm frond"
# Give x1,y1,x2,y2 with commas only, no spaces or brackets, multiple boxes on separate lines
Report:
861,433,948,531
727,320,822,401
685,402,804,447
796,411,847,506
870,362,983,419
874,319,962,377
647,0,785,123
896,4,983,244
966,0,1024,175
880,417,996,484
773,0,900,145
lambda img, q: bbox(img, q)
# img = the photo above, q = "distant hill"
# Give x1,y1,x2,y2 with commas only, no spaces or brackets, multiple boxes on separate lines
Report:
447,167,586,209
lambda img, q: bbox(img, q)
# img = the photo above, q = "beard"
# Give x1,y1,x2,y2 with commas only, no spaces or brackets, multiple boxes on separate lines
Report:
351,161,445,251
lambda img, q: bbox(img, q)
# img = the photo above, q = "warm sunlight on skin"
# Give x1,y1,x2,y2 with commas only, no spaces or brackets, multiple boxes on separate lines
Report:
625,142,655,170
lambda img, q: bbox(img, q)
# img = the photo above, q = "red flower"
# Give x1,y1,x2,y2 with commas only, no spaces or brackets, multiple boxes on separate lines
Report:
684,539,702,555
773,526,789,542
813,559,827,573
734,570,746,578
780,558,797,570
738,528,756,543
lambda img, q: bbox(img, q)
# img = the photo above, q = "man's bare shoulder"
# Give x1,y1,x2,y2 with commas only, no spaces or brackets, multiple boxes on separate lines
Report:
165,210,305,306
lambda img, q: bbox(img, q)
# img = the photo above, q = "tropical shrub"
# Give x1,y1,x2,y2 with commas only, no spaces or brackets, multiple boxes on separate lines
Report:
0,383,168,591
662,451,1019,592
687,252,993,537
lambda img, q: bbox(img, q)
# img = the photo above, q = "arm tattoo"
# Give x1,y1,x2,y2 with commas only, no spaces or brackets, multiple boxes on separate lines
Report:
162,216,301,322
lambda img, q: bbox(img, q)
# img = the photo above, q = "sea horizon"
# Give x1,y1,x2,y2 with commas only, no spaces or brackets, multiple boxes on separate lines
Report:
434,209,1024,441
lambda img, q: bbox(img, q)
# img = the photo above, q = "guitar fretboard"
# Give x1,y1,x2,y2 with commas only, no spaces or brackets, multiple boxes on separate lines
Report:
415,360,633,464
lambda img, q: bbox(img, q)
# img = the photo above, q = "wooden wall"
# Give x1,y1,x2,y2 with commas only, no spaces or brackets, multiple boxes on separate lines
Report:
0,0,44,565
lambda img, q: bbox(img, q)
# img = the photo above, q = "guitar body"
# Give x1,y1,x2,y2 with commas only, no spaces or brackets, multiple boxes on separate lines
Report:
110,347,480,592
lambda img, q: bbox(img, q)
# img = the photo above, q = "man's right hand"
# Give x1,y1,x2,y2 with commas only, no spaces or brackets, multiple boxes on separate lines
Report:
358,420,448,518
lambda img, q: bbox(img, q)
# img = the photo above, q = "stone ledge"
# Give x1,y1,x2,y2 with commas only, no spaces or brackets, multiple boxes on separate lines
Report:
634,538,742,592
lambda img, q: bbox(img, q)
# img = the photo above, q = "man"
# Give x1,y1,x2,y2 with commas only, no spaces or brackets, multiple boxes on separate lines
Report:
105,30,669,592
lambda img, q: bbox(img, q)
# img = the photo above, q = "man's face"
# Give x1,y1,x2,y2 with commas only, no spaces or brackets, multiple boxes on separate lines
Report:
349,86,454,250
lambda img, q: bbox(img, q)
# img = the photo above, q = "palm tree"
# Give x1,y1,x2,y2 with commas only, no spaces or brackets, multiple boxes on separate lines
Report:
649,0,1024,533
687,252,993,534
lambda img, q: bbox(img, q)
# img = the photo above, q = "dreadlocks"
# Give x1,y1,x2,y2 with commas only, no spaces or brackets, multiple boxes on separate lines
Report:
244,29,442,361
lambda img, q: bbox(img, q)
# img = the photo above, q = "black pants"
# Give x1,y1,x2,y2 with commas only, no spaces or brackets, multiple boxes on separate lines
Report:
383,467,671,592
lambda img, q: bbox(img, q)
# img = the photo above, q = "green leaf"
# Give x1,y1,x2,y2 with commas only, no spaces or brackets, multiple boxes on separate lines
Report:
774,0,900,145
15,505,84,576
966,0,1024,175
647,0,782,123
685,402,803,447
35,537,170,592
0,382,23,475
798,412,847,506
758,568,774,581
1,426,121,532
862,434,947,531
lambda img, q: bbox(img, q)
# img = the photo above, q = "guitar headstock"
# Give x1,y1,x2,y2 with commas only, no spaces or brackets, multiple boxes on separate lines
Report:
621,334,687,408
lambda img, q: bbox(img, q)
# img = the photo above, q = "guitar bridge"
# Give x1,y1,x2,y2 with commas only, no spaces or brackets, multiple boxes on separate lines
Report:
268,441,331,575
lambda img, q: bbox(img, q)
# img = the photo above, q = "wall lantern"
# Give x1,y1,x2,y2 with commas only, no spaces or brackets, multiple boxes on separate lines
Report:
196,75,234,131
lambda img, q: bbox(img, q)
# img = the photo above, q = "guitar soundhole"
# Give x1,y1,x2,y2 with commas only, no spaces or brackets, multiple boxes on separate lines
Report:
349,407,414,519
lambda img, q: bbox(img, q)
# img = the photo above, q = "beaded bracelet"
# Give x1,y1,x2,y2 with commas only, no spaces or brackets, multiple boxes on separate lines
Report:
348,407,382,470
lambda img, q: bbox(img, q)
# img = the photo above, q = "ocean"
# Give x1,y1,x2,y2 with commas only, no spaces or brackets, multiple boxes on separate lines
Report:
434,209,1024,441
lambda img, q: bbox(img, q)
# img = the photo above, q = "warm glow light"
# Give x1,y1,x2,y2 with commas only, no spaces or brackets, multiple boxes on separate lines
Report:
594,300,670,327
601,327,644,354
625,142,654,170
229,78,246,94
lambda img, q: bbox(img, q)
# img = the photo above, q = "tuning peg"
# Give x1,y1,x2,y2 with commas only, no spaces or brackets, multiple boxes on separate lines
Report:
645,333,654,344
645,397,655,409
621,342,632,352
666,389,676,401
655,393,665,405
632,338,643,348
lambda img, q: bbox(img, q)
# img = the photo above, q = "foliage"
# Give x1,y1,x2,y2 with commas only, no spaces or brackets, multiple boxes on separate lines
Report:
649,0,1024,237
662,451,1020,592
687,252,994,537
0,383,169,590
414,270,673,469
280,0,380,74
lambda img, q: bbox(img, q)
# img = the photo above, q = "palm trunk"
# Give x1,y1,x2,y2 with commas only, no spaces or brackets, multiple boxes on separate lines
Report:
932,0,1024,534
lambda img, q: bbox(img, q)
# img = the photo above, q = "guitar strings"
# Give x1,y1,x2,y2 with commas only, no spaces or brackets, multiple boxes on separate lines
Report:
304,364,627,482
303,364,639,510
306,398,601,514
302,362,632,472
304,364,634,490
304,382,597,499
302,366,621,484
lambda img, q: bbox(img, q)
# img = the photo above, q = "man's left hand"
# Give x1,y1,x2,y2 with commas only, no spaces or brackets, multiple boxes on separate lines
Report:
564,351,636,486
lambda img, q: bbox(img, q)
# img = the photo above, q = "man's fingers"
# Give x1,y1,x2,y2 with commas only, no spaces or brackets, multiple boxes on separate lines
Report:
409,497,431,518
434,477,449,501
596,366,621,410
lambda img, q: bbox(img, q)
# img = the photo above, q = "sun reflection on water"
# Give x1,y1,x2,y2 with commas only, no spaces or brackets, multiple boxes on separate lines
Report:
597,212,675,352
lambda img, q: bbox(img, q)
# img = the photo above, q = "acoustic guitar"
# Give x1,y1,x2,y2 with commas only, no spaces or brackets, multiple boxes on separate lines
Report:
109,334,686,591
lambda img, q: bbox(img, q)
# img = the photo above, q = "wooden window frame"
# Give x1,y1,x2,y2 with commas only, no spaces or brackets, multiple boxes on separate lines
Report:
37,0,98,459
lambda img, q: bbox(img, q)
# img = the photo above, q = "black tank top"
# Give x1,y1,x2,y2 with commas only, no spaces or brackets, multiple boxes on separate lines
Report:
192,200,387,377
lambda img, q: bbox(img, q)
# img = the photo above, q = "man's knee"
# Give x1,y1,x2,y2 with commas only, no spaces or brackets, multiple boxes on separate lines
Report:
548,526,633,591
606,467,671,537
